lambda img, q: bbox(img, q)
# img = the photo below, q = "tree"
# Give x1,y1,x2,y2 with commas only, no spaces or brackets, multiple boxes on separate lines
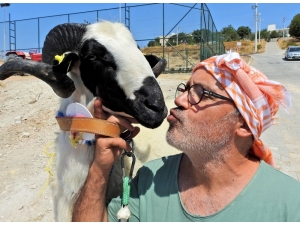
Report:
154,37,161,45
220,25,239,41
166,34,177,46
289,13,300,38
147,37,161,47
260,29,270,41
192,29,201,43
192,29,212,43
237,26,251,40
178,32,188,44
147,41,156,47
166,32,192,46
270,30,279,39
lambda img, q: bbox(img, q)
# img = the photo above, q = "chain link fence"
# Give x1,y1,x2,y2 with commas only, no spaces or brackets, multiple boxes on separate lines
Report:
0,3,225,73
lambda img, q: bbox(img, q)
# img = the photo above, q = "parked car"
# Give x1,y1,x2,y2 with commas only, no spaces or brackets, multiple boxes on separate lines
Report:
285,46,300,60
5,49,42,62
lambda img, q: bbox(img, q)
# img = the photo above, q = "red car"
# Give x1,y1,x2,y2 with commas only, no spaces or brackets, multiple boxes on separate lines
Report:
5,49,42,62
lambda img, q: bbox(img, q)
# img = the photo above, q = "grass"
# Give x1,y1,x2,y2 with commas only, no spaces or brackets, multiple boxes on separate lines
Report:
277,37,300,49
141,40,266,71
223,39,267,54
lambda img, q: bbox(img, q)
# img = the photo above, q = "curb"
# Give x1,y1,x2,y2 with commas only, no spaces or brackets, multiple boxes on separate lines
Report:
248,56,253,65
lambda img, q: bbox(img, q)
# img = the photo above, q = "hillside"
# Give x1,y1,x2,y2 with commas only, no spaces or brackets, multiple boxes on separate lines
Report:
141,40,267,72
142,44,201,72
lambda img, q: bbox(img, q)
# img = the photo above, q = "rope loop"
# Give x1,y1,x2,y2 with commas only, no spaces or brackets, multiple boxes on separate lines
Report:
118,139,135,222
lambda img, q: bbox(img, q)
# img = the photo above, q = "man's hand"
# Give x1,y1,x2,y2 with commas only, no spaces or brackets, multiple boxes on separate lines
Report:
72,98,140,221
92,97,140,173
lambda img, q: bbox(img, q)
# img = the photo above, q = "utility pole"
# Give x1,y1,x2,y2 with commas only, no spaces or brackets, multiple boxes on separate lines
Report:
252,3,258,53
1,3,10,58
119,3,121,23
176,26,180,46
283,17,285,38
259,16,263,43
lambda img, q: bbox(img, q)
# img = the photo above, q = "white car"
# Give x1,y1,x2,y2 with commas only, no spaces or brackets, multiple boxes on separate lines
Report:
285,46,300,60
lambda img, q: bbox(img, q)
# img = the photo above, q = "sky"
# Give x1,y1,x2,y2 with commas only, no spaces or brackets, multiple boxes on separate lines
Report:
0,1,299,55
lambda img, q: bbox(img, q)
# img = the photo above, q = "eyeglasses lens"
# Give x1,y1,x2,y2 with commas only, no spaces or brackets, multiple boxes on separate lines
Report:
175,83,186,99
175,83,204,105
189,85,203,105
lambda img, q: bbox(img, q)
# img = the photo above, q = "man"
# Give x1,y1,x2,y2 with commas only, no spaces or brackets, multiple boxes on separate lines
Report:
72,52,300,222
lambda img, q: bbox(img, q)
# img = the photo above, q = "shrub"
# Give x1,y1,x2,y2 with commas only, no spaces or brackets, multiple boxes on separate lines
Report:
257,44,262,50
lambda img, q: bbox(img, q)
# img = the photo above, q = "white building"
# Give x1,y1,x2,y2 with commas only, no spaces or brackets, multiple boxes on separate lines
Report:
267,24,276,31
158,33,175,46
267,24,290,37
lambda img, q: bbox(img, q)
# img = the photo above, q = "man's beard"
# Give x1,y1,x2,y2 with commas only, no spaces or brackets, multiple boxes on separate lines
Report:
166,109,239,164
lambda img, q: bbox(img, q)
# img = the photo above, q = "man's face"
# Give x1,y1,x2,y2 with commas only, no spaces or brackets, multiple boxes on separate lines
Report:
166,68,238,162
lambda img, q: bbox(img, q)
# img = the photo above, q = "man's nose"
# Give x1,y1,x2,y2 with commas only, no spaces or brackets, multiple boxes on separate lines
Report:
174,91,189,109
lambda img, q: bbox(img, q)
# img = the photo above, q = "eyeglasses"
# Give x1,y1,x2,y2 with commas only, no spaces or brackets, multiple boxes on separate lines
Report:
175,82,234,105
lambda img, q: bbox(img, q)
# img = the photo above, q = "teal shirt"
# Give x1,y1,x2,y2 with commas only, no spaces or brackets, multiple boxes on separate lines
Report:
108,153,300,222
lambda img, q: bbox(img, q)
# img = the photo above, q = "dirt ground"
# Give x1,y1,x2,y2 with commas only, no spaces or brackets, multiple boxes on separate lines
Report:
0,73,190,222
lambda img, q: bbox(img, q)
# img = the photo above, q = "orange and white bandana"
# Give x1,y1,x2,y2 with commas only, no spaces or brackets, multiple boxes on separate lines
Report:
193,51,291,167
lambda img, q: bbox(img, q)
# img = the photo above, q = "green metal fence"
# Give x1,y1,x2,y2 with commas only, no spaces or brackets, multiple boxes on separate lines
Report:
0,3,225,72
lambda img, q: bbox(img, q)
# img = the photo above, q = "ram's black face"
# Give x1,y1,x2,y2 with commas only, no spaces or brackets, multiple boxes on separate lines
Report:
79,39,167,129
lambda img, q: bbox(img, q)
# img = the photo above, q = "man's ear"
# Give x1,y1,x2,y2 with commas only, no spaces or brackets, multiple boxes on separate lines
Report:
236,115,253,138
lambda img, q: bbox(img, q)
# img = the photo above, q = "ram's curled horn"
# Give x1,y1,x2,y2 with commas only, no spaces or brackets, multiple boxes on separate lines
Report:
0,59,75,98
152,58,167,77
0,23,88,98
42,23,87,65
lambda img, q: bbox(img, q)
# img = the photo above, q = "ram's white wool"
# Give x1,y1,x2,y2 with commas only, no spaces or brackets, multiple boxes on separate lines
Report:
58,61,94,115
50,61,95,221
83,21,154,100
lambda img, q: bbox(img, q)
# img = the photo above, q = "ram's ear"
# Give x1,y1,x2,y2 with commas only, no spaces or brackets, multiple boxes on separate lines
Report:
144,54,160,69
52,52,79,74
144,54,167,78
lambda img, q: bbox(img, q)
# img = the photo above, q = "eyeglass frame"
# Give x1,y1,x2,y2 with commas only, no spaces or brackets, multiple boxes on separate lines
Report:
175,82,234,105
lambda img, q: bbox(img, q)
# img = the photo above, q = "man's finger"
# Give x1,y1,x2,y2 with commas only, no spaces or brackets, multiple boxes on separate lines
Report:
94,98,107,120
96,137,133,152
120,126,140,140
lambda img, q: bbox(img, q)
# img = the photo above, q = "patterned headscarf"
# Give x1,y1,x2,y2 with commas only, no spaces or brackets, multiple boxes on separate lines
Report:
193,51,291,167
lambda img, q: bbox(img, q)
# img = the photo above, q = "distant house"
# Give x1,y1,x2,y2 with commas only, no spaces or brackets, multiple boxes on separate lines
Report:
267,24,290,37
158,33,175,46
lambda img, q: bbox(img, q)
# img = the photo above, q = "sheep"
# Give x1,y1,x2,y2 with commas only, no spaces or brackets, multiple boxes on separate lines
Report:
0,20,167,222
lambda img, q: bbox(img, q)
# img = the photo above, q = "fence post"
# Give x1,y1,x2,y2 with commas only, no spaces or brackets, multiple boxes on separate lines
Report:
162,3,164,60
38,18,40,52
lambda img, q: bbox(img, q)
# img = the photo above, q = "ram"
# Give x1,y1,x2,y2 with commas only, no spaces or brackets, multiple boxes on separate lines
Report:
0,21,167,221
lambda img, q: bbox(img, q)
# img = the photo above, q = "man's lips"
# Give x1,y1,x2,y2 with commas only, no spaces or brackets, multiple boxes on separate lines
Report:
167,109,179,122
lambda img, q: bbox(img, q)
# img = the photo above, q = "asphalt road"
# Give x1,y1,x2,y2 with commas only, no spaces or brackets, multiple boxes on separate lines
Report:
250,41,300,181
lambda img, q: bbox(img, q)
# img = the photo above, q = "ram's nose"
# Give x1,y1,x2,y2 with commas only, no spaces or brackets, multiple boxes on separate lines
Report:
129,76,167,128
144,97,165,112
136,76,166,113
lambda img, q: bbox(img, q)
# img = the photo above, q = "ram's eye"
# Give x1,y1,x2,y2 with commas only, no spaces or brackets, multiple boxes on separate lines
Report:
88,55,97,61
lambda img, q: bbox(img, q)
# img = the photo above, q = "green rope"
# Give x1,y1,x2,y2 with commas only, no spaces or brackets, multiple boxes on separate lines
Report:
122,176,131,206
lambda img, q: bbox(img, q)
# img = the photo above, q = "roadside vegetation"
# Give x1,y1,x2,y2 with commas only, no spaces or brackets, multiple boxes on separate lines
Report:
142,13,300,73
277,38,300,49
